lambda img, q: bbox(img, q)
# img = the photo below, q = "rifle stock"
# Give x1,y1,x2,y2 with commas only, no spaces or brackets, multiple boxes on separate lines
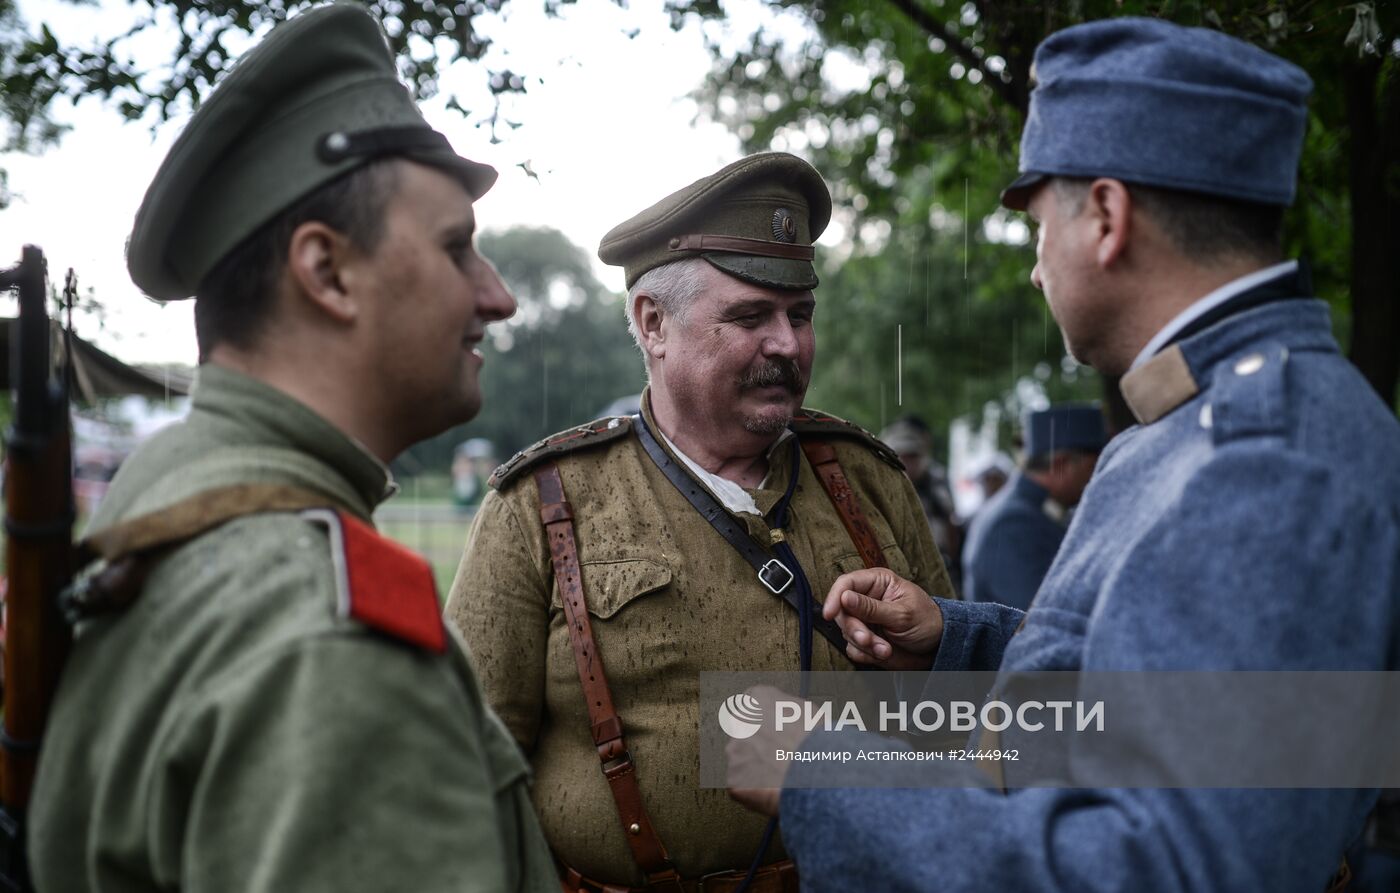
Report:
0,246,75,891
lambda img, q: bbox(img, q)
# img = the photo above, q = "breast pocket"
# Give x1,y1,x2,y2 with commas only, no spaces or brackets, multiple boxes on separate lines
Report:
550,556,673,619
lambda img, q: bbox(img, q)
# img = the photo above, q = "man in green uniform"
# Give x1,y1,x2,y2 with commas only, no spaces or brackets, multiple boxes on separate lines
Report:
27,5,556,890
447,153,954,891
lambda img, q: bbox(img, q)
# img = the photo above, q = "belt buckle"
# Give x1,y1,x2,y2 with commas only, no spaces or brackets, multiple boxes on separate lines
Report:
757,558,793,595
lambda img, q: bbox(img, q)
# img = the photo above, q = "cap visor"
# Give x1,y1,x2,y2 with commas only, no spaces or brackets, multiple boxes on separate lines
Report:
1000,171,1048,211
703,253,818,291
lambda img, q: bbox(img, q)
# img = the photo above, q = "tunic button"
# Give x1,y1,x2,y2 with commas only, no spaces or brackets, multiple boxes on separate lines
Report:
629,823,641,835
1234,353,1266,376
1199,403,1213,429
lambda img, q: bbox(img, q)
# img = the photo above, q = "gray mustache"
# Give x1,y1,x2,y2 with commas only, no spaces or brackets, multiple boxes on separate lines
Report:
739,360,802,392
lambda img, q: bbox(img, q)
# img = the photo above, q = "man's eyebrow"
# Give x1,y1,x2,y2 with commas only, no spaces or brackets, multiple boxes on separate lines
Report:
721,298,777,315
442,219,476,241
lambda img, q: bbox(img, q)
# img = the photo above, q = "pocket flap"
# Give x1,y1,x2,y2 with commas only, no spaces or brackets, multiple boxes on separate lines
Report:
576,558,672,619
833,543,913,579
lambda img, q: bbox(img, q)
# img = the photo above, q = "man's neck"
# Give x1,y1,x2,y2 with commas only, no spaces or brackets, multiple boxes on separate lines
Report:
206,345,399,463
647,388,781,488
1109,255,1283,376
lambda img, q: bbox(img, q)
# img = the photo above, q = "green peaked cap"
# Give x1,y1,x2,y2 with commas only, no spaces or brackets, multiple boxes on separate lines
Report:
127,2,497,302
597,152,832,290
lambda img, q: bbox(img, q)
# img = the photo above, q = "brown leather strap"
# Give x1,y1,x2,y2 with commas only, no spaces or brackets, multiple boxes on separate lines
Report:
560,859,797,893
799,440,888,570
535,464,681,890
81,483,335,561
667,234,814,261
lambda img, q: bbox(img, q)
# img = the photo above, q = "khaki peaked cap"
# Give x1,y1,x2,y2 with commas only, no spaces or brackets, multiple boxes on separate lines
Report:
128,2,496,301
598,152,832,291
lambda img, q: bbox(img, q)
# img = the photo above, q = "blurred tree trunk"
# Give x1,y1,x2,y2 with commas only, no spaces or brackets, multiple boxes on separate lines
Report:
1344,55,1400,409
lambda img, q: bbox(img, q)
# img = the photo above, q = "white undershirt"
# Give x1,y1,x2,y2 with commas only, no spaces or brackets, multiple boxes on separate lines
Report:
658,427,794,516
1129,259,1298,371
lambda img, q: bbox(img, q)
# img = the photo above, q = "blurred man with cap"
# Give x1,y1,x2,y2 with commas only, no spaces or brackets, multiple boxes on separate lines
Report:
28,5,555,890
447,153,953,890
728,17,1400,891
879,415,962,591
961,403,1107,610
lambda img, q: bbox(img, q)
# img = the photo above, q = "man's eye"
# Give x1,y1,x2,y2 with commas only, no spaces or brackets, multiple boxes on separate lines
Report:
733,314,762,327
789,311,813,327
447,241,473,267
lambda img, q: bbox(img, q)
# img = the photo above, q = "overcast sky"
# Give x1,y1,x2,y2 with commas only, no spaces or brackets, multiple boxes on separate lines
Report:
1,0,835,365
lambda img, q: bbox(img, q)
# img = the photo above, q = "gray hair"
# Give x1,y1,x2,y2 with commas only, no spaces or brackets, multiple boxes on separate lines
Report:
626,257,710,362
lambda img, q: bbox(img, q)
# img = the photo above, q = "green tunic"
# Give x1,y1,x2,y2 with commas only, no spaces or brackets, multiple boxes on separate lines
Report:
447,394,953,884
29,364,556,892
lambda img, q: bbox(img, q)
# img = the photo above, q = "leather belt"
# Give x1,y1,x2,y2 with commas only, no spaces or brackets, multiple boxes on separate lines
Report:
560,859,798,893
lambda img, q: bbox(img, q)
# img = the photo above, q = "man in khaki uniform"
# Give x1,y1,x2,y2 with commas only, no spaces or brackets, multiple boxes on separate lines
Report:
448,153,954,891
28,5,555,890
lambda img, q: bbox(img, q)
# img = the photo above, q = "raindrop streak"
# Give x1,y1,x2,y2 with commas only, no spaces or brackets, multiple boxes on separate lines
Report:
897,324,903,406
964,178,969,280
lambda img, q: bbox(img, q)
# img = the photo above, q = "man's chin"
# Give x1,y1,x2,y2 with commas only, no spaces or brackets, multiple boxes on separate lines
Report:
741,403,797,436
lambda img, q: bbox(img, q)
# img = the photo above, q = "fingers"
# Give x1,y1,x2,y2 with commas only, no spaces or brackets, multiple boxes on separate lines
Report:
822,569,892,620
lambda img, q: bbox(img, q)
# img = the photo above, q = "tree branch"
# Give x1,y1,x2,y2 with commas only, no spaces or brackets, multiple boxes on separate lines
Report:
882,0,1020,111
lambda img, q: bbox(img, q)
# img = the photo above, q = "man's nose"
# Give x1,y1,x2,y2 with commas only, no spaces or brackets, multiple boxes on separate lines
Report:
763,316,800,358
475,258,516,322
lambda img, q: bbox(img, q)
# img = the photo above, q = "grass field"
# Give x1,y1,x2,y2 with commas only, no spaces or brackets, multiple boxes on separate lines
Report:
374,501,475,598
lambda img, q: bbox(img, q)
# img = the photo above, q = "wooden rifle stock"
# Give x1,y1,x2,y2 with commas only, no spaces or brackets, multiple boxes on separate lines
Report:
0,246,75,891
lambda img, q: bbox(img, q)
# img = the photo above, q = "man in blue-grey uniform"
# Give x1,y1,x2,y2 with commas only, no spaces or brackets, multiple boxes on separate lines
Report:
962,404,1107,609
727,17,1400,892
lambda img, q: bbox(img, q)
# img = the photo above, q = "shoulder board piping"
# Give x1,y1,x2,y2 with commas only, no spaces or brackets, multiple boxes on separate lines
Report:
790,409,904,470
490,415,634,490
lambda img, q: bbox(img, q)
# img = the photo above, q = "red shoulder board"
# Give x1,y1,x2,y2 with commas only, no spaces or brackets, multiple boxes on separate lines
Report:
303,509,447,653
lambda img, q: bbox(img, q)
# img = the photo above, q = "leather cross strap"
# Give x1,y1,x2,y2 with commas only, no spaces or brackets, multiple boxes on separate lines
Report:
799,440,888,571
631,413,852,659
533,463,682,891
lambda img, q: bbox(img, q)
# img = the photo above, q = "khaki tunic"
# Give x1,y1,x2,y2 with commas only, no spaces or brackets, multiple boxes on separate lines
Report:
29,365,556,892
448,396,952,884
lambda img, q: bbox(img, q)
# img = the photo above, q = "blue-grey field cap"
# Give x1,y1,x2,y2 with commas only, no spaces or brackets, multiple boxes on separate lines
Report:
128,2,497,301
598,153,832,291
1024,404,1108,458
1001,17,1313,211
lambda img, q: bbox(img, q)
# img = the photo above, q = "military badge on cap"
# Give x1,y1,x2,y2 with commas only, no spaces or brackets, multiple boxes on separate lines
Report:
598,152,832,291
771,208,797,243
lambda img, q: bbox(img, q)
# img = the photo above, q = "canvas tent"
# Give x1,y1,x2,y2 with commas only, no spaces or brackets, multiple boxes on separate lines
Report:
0,319,191,401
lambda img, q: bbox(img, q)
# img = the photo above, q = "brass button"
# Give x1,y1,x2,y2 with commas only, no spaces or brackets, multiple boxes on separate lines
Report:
629,823,641,835
668,238,681,249
1234,353,1265,376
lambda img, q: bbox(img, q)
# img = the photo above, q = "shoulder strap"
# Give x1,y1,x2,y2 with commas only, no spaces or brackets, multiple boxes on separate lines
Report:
799,440,888,571
65,484,335,622
532,463,682,891
632,414,854,659
790,408,903,470
491,416,634,491
81,483,335,561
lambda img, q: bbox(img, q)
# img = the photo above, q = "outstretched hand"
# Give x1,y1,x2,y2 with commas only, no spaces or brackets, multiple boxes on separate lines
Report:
823,568,943,669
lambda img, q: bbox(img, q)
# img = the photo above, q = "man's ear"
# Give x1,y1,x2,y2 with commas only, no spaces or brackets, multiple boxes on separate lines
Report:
1086,178,1132,270
633,292,667,360
285,221,360,323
